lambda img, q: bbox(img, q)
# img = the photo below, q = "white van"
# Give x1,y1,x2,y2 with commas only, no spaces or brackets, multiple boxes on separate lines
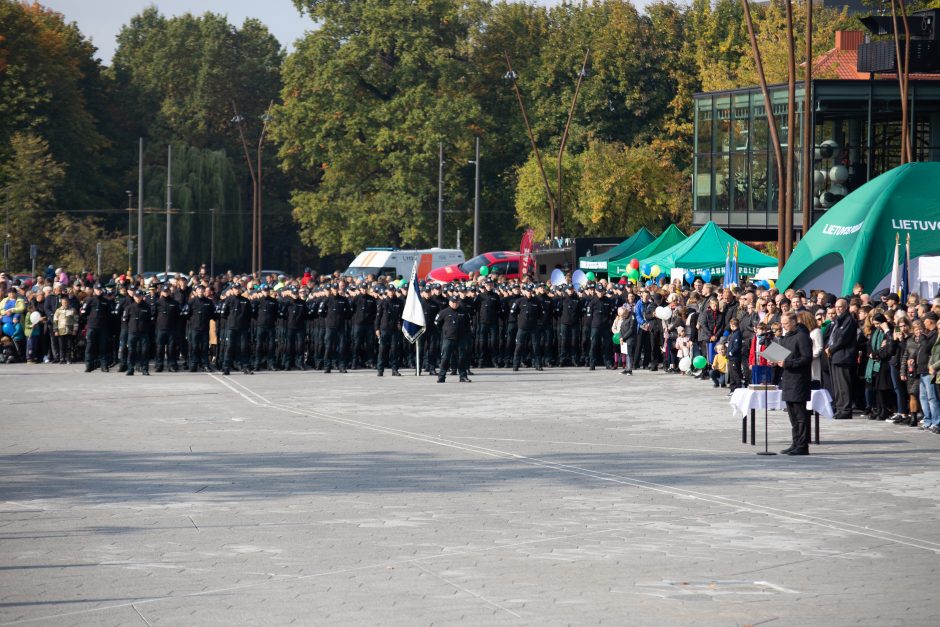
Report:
343,248,465,280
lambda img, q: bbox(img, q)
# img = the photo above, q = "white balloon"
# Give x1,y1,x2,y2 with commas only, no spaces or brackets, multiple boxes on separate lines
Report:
829,183,847,197
820,139,840,159
814,170,826,189
679,357,692,372
29,311,41,325
829,165,848,184
655,306,672,321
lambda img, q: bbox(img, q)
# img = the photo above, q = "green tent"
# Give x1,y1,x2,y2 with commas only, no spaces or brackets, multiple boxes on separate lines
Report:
642,221,777,277
777,163,940,295
608,225,687,277
578,227,655,271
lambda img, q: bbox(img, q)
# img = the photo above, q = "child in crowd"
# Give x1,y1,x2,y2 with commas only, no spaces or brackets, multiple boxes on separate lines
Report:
710,342,728,388
675,326,692,375
52,297,78,364
726,317,743,391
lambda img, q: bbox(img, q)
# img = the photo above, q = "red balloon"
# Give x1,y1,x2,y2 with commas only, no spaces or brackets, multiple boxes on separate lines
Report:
630,258,640,270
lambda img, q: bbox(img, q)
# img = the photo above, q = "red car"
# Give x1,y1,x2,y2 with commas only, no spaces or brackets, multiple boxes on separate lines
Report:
426,251,521,283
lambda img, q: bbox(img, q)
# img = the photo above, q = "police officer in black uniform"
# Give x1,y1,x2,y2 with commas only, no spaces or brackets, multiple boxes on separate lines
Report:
221,283,253,375
253,284,279,370
123,288,152,375
435,294,472,383
349,284,377,369
375,285,404,376
281,286,308,370
81,284,112,372
320,283,350,373
512,284,544,371
154,284,182,372
474,280,501,367
187,284,215,372
588,285,615,370
556,285,581,367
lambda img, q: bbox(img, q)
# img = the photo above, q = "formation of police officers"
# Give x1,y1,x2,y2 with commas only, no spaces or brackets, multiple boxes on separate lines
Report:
78,275,627,382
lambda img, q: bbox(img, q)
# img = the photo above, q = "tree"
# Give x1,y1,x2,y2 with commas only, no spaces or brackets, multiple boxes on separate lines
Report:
45,214,126,275
514,152,580,241
0,1,110,210
276,0,483,254
0,131,65,270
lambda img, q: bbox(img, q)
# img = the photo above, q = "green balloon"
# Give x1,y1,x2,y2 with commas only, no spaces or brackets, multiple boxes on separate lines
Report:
586,271,596,281
479,265,490,276
626,268,639,281
612,333,621,344
692,355,708,369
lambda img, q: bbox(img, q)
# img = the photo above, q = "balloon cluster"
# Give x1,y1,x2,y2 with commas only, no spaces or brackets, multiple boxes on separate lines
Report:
814,140,848,208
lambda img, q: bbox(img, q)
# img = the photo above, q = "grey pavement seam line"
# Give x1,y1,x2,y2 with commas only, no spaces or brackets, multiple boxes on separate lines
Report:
214,375,940,556
411,562,522,619
131,604,152,626
0,527,624,626
446,435,751,455
720,541,898,579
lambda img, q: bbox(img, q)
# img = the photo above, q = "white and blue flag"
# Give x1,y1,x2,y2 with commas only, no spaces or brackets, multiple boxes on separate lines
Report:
401,259,425,344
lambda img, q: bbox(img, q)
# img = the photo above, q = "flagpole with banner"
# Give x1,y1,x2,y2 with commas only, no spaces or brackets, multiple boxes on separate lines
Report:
723,243,731,288
890,232,901,297
401,257,426,376
901,233,911,303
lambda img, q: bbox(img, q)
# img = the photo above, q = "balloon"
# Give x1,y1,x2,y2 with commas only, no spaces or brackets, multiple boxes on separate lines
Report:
829,165,848,184
550,268,566,286
572,269,587,289
612,333,621,344
645,280,654,287
702,270,712,283
692,355,708,370
655,306,672,321
768,279,775,289
29,311,41,325
679,357,692,372
650,264,661,278
641,263,651,277
683,270,695,285
586,271,596,281
630,258,640,270
479,265,490,276
2,323,13,337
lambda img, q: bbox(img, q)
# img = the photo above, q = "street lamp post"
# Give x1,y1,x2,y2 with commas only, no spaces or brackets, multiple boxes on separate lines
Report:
209,207,217,277
468,137,481,257
503,53,556,240
257,106,273,275
438,142,444,248
232,101,273,276
165,144,172,273
137,138,144,276
126,190,133,274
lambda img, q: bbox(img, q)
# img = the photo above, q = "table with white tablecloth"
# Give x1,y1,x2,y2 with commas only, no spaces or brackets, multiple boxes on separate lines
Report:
729,388,834,445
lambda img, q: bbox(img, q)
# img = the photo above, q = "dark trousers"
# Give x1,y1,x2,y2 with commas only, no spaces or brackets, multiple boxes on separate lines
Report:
55,334,74,362
476,323,499,366
633,328,650,369
283,328,305,370
127,332,149,372
253,327,276,369
117,328,128,369
423,330,440,372
557,324,576,365
588,326,610,368
728,358,743,391
831,364,854,418
84,327,109,369
350,324,373,367
513,328,541,368
323,327,345,369
786,400,811,451
222,328,248,371
503,323,518,364
155,329,178,369
189,329,209,369
378,329,401,372
439,337,467,378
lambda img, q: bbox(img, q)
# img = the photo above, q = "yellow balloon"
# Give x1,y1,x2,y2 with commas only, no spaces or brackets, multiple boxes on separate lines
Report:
768,279,775,289
650,264,661,278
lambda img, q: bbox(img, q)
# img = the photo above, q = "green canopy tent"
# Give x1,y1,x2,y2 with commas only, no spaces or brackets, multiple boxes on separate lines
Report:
608,225,687,277
777,163,940,295
642,221,777,278
578,227,654,271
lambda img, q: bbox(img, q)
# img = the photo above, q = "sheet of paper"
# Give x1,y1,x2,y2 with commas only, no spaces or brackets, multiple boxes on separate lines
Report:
760,341,792,363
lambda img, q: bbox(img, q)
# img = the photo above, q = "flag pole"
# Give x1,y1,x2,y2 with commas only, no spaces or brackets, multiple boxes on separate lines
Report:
416,336,420,377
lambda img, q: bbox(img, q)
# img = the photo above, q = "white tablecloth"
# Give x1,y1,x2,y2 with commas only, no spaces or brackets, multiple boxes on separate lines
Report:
730,388,834,419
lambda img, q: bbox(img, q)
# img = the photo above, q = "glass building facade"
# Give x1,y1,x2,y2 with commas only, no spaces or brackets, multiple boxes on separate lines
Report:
693,79,940,240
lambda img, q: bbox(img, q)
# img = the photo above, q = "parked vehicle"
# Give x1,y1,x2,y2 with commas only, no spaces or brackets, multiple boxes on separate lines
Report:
343,248,464,280
426,251,521,283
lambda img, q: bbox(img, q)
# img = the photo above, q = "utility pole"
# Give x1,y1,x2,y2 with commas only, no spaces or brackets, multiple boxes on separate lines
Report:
137,138,144,276
471,137,481,257
557,49,590,236
209,207,217,277
232,103,257,274
166,144,172,273
126,190,133,274
256,104,273,276
437,142,444,248
504,53,556,239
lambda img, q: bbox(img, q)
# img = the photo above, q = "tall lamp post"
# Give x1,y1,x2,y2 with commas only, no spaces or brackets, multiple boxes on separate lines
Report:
257,109,273,274
209,207,217,277
232,101,274,276
468,137,481,257
125,190,133,274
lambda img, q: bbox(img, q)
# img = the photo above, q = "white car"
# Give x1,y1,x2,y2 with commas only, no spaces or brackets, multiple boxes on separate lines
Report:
343,248,465,280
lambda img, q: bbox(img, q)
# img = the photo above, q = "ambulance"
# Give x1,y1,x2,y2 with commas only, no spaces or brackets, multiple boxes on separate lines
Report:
342,248,465,280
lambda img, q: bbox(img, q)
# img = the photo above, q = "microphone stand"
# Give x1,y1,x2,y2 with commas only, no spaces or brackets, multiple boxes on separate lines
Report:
757,365,776,455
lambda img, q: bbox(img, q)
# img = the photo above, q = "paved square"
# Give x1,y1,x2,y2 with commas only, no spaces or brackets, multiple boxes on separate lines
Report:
2,365,939,626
